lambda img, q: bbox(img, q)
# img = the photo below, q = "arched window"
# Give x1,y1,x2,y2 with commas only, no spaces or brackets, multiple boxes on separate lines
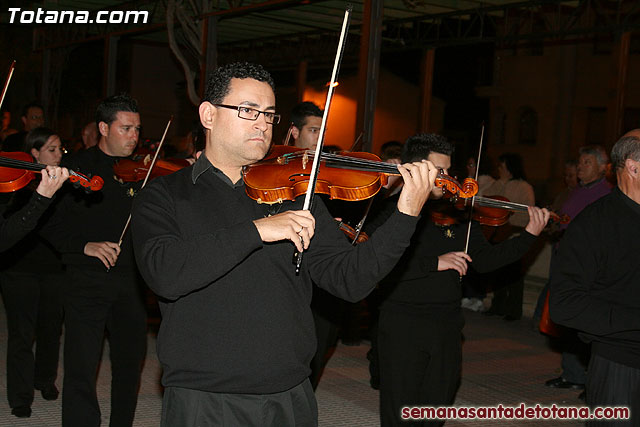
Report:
518,106,537,145
493,109,506,145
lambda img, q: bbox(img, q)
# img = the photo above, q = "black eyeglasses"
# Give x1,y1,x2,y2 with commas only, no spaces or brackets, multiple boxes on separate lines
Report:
214,104,281,125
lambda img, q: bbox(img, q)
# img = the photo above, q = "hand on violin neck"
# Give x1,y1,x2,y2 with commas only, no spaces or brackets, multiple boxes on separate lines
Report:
437,251,472,276
396,160,438,217
252,210,316,253
35,166,69,198
524,206,551,236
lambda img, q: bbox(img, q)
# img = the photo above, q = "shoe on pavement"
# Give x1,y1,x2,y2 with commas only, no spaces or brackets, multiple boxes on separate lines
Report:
11,406,31,418
545,377,585,390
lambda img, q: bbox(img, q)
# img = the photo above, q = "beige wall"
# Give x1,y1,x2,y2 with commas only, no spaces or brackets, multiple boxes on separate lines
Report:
486,42,640,203
302,68,444,155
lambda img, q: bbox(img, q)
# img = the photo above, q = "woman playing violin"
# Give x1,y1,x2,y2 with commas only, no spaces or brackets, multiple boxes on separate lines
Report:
130,62,439,426
0,127,69,418
364,133,550,427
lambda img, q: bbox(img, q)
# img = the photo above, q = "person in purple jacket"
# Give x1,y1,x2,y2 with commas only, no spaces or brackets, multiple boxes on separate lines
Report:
551,134,640,424
545,144,612,395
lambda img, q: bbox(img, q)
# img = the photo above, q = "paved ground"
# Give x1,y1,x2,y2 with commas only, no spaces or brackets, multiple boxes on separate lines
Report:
0,280,587,426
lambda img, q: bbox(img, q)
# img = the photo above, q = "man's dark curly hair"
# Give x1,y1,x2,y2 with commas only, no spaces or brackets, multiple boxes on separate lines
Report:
203,62,275,105
401,133,454,163
291,101,322,130
95,93,138,127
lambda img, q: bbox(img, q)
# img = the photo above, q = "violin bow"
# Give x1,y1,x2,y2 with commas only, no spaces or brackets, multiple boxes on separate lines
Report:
462,122,485,255
348,131,364,152
294,5,352,274
117,116,173,247
0,60,16,111
283,123,294,146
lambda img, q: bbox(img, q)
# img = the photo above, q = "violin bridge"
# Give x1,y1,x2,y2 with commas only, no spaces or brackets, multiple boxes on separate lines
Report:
256,197,284,205
302,152,308,170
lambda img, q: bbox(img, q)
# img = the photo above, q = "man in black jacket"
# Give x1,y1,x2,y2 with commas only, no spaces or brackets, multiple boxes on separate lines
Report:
131,62,438,426
551,134,640,425
41,94,147,427
366,133,550,426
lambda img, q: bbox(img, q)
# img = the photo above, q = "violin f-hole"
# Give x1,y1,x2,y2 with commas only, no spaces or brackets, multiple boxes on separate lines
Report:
288,173,310,182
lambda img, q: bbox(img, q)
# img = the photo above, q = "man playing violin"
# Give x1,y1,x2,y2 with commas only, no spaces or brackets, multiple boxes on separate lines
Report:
365,133,550,427
40,94,147,427
131,62,438,426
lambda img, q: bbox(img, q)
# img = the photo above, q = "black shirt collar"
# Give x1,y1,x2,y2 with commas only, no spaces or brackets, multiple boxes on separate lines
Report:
580,177,606,189
614,186,640,217
191,153,243,188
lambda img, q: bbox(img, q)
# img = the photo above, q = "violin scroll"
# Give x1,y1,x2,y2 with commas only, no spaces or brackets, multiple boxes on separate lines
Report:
69,171,104,193
435,173,479,199
549,211,570,224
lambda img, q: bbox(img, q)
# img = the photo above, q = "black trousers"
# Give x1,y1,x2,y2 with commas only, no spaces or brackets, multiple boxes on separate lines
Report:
378,309,462,427
161,380,318,427
309,287,343,389
0,270,63,408
488,260,524,318
61,267,147,427
586,354,640,426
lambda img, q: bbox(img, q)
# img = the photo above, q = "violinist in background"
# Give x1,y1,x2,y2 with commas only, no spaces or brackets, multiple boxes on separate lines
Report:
0,108,18,143
40,94,147,427
131,62,437,426
290,101,343,389
3,103,45,152
365,133,550,427
81,121,99,150
290,101,323,150
290,100,341,388
0,127,69,418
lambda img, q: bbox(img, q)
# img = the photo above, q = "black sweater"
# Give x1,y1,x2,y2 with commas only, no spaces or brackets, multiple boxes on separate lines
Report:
0,187,62,273
0,191,54,253
367,197,537,317
41,146,141,272
131,154,418,394
550,187,640,369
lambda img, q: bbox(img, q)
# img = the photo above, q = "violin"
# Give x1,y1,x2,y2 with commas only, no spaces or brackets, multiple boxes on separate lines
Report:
113,155,191,183
430,194,570,227
337,221,369,244
242,145,479,204
0,151,103,193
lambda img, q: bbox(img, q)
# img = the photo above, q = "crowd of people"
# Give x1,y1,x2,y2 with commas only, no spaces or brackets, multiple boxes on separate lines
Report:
0,61,638,427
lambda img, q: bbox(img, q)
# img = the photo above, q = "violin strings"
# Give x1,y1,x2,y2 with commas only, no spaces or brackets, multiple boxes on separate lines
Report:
283,151,399,174
472,196,528,212
0,156,83,179
0,157,46,172
279,151,466,188
323,153,399,172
